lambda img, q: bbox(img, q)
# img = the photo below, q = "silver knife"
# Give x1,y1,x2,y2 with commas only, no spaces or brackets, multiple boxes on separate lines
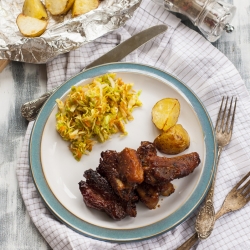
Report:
21,25,168,121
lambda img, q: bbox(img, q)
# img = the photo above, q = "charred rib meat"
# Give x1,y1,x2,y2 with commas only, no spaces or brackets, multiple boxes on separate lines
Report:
137,141,157,167
143,152,200,185
118,147,144,183
136,182,159,209
97,148,143,201
158,182,175,197
79,142,201,219
79,169,137,220
136,181,175,209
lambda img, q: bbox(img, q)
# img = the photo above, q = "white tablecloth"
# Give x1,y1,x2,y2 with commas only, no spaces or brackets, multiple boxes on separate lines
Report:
17,0,250,249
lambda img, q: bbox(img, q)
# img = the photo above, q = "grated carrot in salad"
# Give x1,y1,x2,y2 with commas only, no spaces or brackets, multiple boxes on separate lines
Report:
55,73,142,161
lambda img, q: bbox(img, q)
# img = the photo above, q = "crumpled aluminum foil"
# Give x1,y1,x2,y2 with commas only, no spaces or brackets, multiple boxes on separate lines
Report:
0,0,141,63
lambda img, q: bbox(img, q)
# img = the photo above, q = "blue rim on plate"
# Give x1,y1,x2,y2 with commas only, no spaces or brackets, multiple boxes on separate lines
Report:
29,63,216,242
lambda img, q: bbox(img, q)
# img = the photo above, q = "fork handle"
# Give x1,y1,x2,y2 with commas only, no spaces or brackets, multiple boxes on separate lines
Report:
176,146,223,250
176,209,224,250
206,146,223,200
176,233,199,250
176,205,228,250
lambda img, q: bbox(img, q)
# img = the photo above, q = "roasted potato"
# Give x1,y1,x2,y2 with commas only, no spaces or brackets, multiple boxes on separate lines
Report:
16,14,48,37
45,0,75,15
154,124,190,154
22,0,48,20
72,0,99,17
152,98,180,132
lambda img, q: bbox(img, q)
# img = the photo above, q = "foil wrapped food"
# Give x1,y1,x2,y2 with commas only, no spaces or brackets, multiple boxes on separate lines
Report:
0,0,141,63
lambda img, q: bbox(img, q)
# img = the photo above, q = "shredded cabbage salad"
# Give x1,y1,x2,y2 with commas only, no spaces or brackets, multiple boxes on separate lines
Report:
55,73,142,161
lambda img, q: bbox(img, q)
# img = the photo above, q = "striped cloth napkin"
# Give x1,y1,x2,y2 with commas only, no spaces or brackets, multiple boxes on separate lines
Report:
17,0,250,249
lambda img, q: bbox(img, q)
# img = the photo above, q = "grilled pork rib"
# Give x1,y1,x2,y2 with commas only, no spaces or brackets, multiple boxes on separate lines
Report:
136,141,157,167
136,181,175,209
79,169,137,220
79,142,201,218
97,148,143,202
143,152,201,185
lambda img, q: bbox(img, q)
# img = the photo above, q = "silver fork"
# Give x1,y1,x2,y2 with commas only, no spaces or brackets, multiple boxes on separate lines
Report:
194,96,237,239
176,96,237,250
177,171,250,250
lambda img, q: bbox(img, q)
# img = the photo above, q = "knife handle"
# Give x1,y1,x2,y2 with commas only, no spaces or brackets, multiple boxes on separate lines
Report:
21,89,55,122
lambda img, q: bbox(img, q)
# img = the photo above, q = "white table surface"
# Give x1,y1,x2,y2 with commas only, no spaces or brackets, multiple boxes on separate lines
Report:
0,1,249,249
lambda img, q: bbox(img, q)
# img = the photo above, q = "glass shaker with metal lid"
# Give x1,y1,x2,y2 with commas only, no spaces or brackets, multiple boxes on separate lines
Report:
153,0,236,42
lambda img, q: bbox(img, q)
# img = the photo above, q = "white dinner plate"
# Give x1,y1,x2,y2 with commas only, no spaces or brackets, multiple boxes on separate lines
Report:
29,62,216,242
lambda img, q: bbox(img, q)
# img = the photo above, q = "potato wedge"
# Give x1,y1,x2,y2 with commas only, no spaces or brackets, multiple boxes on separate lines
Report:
45,0,75,15
23,0,48,20
72,0,99,17
154,124,190,155
16,14,48,37
152,98,180,131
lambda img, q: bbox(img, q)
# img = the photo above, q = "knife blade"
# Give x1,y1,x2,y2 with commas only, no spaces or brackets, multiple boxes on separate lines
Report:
85,24,168,69
21,24,168,121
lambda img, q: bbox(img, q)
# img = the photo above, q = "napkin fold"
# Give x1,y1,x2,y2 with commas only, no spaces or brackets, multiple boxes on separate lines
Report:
17,0,250,249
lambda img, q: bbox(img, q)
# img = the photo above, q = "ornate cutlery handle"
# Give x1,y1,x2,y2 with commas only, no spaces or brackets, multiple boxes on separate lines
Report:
176,212,222,250
176,233,199,250
21,89,55,122
176,146,223,250
195,146,223,239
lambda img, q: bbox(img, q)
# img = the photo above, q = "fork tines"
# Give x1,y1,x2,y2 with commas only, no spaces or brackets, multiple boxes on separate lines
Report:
215,96,237,133
234,172,250,201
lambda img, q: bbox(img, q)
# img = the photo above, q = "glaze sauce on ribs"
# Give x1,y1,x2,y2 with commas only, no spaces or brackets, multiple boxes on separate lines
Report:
79,141,201,220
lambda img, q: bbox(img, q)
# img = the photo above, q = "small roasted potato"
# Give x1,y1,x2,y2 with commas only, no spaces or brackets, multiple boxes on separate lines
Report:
152,98,180,132
72,0,99,17
154,124,190,154
16,14,48,37
22,0,48,20
45,0,75,15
